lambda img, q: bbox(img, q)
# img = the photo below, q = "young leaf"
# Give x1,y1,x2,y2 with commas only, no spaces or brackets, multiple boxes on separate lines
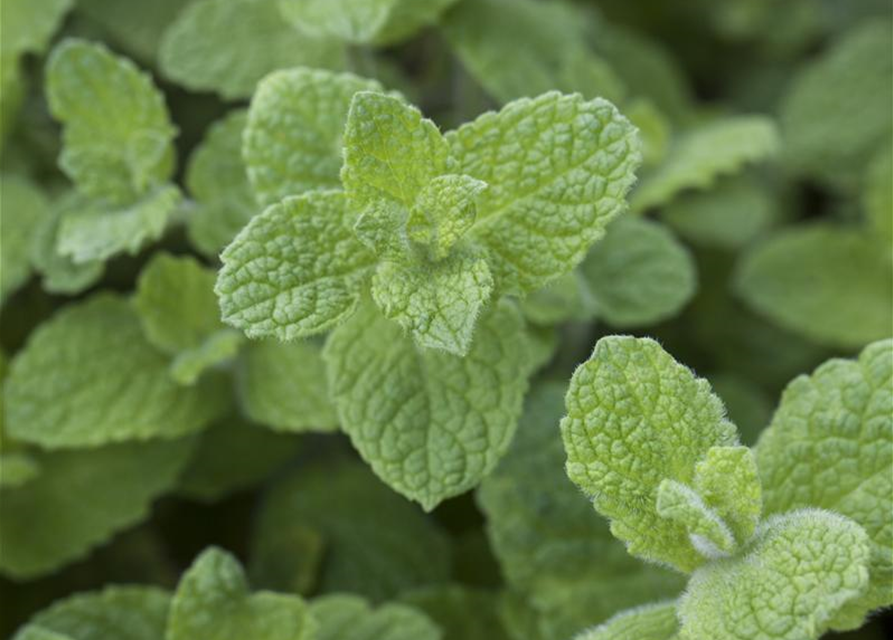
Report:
237,339,339,433
579,216,696,327
168,547,315,640
407,174,488,260
735,224,893,348
561,336,739,572
159,0,345,100
446,91,641,294
310,594,440,640
323,299,531,510
370,250,493,355
13,586,170,640
244,68,385,207
216,191,376,340
692,446,761,545
45,39,176,204
0,439,193,579
677,510,871,640
756,340,893,625
0,174,48,304
655,480,735,557
4,294,225,448
574,602,679,640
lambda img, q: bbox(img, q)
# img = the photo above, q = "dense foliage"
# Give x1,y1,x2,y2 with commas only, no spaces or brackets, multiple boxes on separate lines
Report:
1,0,891,638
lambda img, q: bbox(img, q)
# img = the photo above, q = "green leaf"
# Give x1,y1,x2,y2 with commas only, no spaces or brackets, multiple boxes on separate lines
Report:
0,174,48,303
0,0,72,56
371,250,493,355
655,480,735,556
217,191,376,340
0,451,40,488
4,293,225,448
561,336,739,572
692,446,761,546
46,39,176,204
237,339,338,433
479,383,683,639
447,91,641,294
252,459,451,600
400,585,511,640
630,116,778,213
865,145,892,243
342,91,449,211
169,330,244,386
280,0,458,46
579,216,696,328
734,223,893,348
178,418,300,503
519,272,596,326
780,20,892,188
324,299,531,510
677,510,871,640
56,184,182,264
159,0,345,100
310,594,440,640
13,586,170,640
574,602,679,640
0,438,193,579
75,0,187,63
407,174,487,260
185,110,257,257
244,68,385,207
168,547,315,640
756,340,893,625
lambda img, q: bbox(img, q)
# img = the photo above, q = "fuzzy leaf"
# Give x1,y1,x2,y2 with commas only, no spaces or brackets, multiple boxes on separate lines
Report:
446,91,641,294
407,174,487,260
655,479,735,556
574,602,679,640
324,299,531,510
310,594,440,640
693,446,761,546
216,191,376,340
0,174,48,303
561,336,739,572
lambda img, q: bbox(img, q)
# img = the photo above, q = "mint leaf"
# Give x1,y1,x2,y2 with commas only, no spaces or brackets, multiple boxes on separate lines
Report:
677,510,871,640
74,0,185,63
245,68,385,207
561,336,739,572
400,585,511,640
692,446,761,546
1,0,72,56
13,586,170,640
0,174,48,303
864,145,892,243
655,480,735,557
159,0,345,100
168,547,315,640
169,330,244,386
574,602,679,640
4,294,225,448
252,460,451,600
579,216,696,328
407,174,487,260
0,451,40,488
447,91,641,294
237,339,338,433
217,191,376,340
46,39,176,205
519,272,596,326
734,223,893,348
310,594,440,640
631,116,778,213
324,299,531,510
371,250,492,355
0,439,193,579
756,340,893,626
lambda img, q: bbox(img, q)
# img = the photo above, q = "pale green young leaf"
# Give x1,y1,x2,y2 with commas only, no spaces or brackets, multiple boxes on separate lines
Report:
237,339,338,432
4,294,225,448
169,329,244,386
353,199,410,255
168,547,315,640
13,586,170,640
407,174,487,260
159,0,344,100
216,191,376,340
561,336,739,572
756,340,893,625
371,250,492,356
678,510,871,640
574,602,679,640
0,173,48,303
252,460,451,600
46,39,176,204
281,0,456,45
447,91,641,294
244,68,385,207
631,116,778,213
781,20,892,188
310,594,440,640
400,585,511,640
735,224,893,348
342,91,449,211
0,438,193,579
864,145,892,243
324,299,531,510
0,0,72,56
693,446,761,545
185,110,257,257
655,480,735,556
56,184,182,264
579,216,696,328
